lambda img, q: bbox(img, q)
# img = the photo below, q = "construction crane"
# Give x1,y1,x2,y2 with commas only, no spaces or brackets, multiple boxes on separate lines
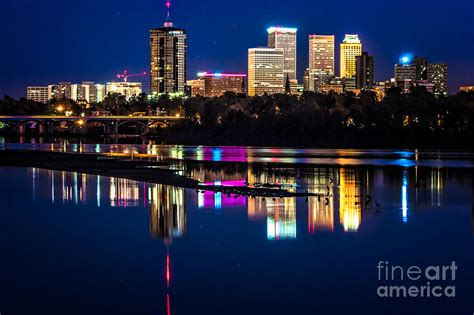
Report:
116,70,147,83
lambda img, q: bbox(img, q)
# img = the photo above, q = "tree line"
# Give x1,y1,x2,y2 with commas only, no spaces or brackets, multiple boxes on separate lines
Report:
1,87,473,148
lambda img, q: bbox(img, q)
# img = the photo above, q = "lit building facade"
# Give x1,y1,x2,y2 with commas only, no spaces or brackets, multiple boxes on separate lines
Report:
150,6,187,97
248,48,285,96
460,86,474,92
320,83,344,94
71,82,97,104
427,63,448,97
106,82,142,100
267,27,297,84
26,86,49,104
340,34,362,78
309,35,335,77
48,82,72,100
95,84,106,102
355,52,374,89
187,79,205,97
394,62,417,93
197,72,246,97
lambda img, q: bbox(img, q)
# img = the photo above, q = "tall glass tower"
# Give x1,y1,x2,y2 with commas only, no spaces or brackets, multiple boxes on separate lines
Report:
150,1,187,97
267,27,298,84
340,34,362,78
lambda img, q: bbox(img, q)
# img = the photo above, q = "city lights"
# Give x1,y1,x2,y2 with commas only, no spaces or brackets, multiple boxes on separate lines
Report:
400,53,414,65
267,26,298,33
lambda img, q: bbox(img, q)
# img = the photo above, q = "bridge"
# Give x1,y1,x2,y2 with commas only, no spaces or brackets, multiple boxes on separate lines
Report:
0,115,183,135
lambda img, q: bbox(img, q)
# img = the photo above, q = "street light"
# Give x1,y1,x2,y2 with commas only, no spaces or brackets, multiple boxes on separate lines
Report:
56,105,64,113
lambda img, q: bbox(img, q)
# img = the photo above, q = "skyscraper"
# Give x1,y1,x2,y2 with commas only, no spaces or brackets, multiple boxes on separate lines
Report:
150,1,187,97
309,35,335,77
248,48,284,96
356,52,374,89
427,63,448,97
340,34,362,78
267,27,297,84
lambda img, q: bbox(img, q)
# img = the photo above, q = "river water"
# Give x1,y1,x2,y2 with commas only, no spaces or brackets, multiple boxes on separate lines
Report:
0,142,473,314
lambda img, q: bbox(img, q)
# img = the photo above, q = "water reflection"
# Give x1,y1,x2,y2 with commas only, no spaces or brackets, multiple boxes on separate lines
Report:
149,185,186,242
267,198,297,240
4,159,473,315
27,164,471,241
307,168,336,233
339,169,362,232
402,170,408,223
7,141,474,168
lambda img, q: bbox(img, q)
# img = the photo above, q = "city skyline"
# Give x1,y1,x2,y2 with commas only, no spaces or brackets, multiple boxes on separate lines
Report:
1,0,473,98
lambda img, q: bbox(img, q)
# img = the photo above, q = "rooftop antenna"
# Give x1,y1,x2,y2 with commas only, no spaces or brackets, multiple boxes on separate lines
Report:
164,0,173,27
166,0,171,21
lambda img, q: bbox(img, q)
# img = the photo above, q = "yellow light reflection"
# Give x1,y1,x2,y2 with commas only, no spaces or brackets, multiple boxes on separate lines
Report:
339,169,361,232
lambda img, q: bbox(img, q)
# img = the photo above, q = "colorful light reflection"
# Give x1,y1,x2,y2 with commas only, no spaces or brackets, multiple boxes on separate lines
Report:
402,170,408,223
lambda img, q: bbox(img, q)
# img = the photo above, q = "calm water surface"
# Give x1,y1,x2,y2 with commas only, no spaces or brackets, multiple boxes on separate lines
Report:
0,146,473,314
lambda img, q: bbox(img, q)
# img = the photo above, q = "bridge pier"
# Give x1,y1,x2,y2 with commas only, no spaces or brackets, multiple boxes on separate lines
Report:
47,122,55,134
18,123,25,135
38,124,45,135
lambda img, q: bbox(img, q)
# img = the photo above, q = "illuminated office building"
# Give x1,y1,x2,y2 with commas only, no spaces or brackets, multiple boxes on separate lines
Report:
309,35,335,77
427,63,448,97
394,56,417,93
248,48,284,96
48,82,72,100
195,72,246,97
394,55,447,96
319,77,345,94
187,79,205,97
26,86,49,104
95,84,106,102
71,81,97,104
355,52,374,89
340,34,362,78
268,27,298,84
150,2,187,97
106,82,142,100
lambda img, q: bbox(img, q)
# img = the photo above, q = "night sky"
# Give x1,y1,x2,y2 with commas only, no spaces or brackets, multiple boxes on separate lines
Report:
1,0,473,98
